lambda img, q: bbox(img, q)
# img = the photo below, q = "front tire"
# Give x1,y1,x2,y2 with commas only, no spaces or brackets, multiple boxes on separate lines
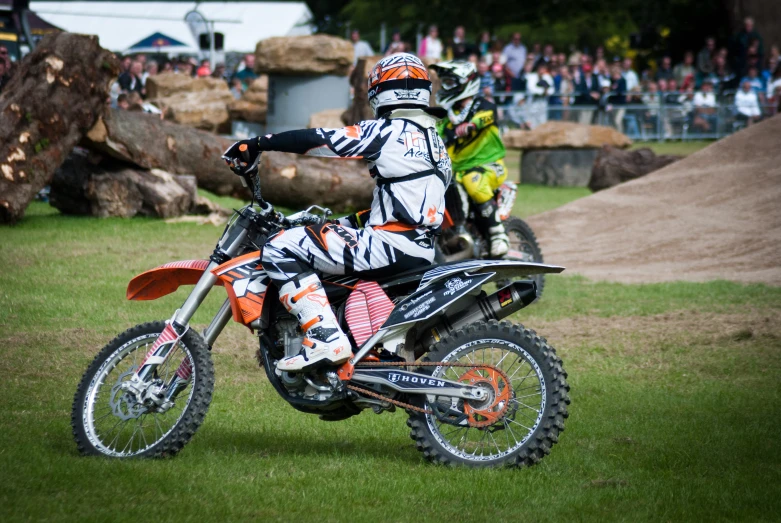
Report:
72,321,214,458
407,320,569,468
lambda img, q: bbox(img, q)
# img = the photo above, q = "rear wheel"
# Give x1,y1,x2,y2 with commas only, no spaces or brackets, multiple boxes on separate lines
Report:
501,217,545,297
407,320,569,468
72,321,214,458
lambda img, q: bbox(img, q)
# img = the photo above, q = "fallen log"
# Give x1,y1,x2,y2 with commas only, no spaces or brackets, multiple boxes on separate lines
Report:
0,32,120,224
82,109,374,211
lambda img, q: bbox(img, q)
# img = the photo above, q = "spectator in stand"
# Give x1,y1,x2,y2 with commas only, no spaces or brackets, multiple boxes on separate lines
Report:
477,31,491,56
594,46,605,62
622,57,639,91
733,16,763,76
161,61,173,73
418,25,443,61
574,63,601,124
230,78,243,99
551,64,573,121
448,26,476,60
697,37,716,76
176,60,194,77
491,62,513,122
233,54,258,89
735,79,761,125
523,62,553,128
485,49,506,67
477,61,492,92
665,79,681,101
767,64,781,104
594,58,610,88
740,66,765,97
691,79,717,133
212,63,227,81
196,60,211,77
351,30,374,64
673,51,696,84
622,86,644,137
655,56,674,81
385,29,405,55
119,55,132,75
116,93,130,110
744,39,763,76
711,54,737,93
0,59,9,93
118,60,143,95
608,63,627,103
502,32,527,77
567,45,582,67
533,44,554,71
141,61,158,89
762,54,778,86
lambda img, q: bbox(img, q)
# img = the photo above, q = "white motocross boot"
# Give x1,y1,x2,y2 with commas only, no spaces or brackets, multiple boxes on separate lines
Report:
276,273,352,372
488,225,510,258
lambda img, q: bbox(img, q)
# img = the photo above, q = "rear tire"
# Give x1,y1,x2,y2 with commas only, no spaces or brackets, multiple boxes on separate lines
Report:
72,321,214,458
407,320,569,468
502,216,545,297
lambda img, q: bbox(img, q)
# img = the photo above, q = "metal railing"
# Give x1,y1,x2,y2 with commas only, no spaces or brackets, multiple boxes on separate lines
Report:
490,89,778,141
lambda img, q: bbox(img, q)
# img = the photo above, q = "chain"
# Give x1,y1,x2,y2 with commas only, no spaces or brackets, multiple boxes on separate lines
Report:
347,361,512,427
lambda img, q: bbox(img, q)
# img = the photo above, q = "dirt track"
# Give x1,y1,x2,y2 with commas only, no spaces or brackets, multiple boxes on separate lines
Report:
527,114,781,286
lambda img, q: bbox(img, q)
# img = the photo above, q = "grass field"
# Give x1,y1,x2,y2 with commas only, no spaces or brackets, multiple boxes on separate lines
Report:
2,184,779,522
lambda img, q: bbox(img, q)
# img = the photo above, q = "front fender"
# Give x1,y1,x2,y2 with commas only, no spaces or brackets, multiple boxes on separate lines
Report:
127,260,223,301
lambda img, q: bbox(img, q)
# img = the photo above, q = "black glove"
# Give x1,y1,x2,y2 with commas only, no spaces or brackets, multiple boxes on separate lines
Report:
222,138,262,176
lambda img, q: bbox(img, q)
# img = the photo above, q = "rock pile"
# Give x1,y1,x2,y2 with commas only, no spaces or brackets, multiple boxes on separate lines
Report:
255,34,354,76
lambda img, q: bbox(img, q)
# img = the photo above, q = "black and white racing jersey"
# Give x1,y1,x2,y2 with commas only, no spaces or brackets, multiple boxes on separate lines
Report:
256,109,452,229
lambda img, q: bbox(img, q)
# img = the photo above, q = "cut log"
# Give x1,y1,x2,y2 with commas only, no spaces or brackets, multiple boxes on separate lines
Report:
82,109,374,212
0,32,120,224
82,109,247,198
50,150,199,218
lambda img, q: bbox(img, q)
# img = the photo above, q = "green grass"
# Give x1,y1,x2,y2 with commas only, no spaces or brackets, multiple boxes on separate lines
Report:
630,140,711,157
1,199,780,522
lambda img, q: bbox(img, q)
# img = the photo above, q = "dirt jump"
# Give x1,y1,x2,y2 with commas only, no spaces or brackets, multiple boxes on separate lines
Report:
527,114,781,286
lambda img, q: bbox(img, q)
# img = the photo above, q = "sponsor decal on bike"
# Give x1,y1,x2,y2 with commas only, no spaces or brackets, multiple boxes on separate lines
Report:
498,287,513,308
403,296,436,319
387,372,446,387
399,289,433,311
444,276,472,296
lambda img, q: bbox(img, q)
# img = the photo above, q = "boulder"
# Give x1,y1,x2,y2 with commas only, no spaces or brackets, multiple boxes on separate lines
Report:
505,121,632,150
589,146,681,192
146,73,228,99
255,34,353,76
308,108,346,129
157,89,235,132
521,149,600,186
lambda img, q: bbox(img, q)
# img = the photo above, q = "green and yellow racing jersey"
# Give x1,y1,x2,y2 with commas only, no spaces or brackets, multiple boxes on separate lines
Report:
436,97,506,172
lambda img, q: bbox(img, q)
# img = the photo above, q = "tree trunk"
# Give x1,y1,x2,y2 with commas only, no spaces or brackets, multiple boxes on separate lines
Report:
0,32,120,224
50,149,199,219
82,109,247,198
83,109,374,212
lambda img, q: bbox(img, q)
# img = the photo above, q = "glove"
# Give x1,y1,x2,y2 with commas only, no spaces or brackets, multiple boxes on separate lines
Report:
222,138,262,176
455,122,476,138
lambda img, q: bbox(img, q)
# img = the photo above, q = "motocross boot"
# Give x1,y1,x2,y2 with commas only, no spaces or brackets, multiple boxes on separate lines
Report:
276,272,352,372
474,200,509,258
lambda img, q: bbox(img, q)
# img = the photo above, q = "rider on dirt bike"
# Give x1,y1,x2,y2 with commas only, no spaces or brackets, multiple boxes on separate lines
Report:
429,60,509,258
223,53,452,373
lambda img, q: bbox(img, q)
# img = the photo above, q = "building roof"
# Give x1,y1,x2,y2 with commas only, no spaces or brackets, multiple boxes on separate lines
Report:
30,1,313,52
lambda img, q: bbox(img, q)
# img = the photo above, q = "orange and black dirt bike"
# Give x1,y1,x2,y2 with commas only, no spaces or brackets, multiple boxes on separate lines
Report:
436,181,546,297
71,167,570,468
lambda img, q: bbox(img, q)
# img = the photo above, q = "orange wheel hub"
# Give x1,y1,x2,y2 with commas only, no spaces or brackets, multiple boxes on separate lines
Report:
458,366,512,428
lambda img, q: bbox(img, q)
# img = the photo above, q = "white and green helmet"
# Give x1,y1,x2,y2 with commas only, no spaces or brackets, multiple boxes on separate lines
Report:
429,60,481,110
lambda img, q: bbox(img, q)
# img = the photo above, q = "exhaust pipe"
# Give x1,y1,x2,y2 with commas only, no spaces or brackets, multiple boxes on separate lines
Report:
417,281,537,350
442,233,475,262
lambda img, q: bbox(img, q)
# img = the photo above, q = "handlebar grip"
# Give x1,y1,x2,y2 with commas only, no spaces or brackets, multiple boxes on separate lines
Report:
238,143,250,162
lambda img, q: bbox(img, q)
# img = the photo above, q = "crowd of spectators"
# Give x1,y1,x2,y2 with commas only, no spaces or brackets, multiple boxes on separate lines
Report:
108,52,259,115
349,17,779,135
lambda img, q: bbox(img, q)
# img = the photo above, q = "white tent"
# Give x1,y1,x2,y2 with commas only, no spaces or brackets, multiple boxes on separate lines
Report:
31,1,314,53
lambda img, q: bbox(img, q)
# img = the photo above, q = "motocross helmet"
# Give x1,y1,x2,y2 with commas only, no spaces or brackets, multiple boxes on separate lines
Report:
429,60,480,110
368,53,434,117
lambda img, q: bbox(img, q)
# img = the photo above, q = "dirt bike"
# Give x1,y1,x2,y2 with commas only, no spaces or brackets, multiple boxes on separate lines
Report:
71,164,570,468
437,181,546,296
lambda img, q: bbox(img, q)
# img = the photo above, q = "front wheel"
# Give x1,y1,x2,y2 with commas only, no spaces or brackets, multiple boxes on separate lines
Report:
72,321,214,458
407,320,569,468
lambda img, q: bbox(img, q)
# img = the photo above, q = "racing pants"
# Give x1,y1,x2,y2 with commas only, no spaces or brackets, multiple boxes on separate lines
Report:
261,222,435,284
454,159,507,240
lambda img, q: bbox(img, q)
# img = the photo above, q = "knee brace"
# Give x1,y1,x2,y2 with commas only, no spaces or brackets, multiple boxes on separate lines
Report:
460,169,494,205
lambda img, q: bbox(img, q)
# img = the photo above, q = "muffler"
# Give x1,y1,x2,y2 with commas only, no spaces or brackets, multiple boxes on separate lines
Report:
417,281,537,349
442,233,475,262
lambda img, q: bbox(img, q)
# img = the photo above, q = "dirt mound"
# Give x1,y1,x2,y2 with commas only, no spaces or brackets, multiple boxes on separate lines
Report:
527,114,781,286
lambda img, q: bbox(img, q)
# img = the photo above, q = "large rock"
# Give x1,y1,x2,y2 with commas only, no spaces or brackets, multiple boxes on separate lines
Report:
255,35,353,76
589,146,681,192
308,108,345,129
146,74,227,99
522,149,599,186
228,76,268,123
505,121,632,150
157,89,235,132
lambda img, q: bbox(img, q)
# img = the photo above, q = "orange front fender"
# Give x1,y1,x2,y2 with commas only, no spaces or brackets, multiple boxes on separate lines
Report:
127,260,223,301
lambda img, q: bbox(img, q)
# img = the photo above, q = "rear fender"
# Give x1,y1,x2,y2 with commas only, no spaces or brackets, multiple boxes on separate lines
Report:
127,260,222,301
212,251,271,327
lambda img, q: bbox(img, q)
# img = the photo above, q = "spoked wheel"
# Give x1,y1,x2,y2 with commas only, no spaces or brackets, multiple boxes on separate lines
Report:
501,217,545,298
72,321,214,458
407,320,569,468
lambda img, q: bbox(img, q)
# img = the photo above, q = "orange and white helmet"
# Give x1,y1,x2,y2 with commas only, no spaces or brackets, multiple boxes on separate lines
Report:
367,53,433,117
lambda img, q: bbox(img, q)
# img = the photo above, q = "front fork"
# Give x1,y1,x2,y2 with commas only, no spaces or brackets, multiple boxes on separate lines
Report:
131,226,249,406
